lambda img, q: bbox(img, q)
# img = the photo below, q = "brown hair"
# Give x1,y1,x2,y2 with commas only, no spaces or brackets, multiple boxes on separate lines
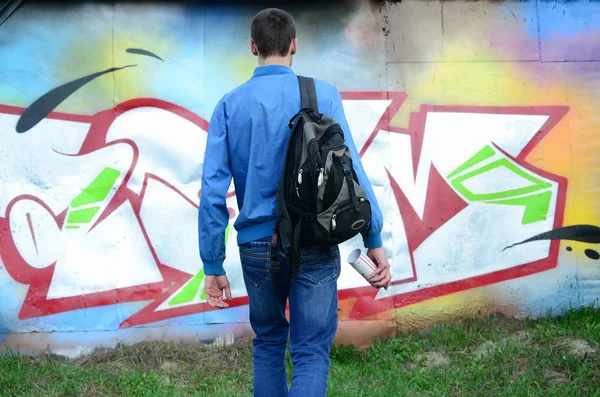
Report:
250,8,296,58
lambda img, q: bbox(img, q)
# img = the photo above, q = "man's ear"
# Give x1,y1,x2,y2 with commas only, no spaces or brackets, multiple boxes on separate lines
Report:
250,40,259,57
290,38,297,56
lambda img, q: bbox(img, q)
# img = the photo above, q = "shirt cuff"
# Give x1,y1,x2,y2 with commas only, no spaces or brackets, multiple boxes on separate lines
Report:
363,232,383,249
202,259,226,276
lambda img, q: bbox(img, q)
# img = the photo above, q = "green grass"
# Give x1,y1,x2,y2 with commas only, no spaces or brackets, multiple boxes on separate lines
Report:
1,307,599,396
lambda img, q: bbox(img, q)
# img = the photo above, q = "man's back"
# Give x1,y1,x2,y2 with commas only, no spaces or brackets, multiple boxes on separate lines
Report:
224,65,340,236
198,64,378,276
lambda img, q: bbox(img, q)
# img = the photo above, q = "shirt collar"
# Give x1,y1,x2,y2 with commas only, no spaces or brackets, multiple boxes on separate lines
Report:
252,64,295,78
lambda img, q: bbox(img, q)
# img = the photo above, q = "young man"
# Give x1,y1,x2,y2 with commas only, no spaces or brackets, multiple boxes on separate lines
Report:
198,8,392,397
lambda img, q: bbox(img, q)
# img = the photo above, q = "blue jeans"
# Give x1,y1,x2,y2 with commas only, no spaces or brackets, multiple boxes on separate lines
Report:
239,237,340,397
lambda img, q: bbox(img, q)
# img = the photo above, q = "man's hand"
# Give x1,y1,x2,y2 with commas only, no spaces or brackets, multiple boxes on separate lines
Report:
366,247,392,289
205,275,233,308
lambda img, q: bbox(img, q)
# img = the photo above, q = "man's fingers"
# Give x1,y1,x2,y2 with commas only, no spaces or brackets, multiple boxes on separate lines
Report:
367,267,385,280
372,277,388,286
372,259,392,289
369,273,386,283
206,290,229,308
225,286,233,302
215,295,229,308
371,272,392,289
207,295,219,308
368,266,387,281
213,299,229,308
383,276,392,290
208,297,222,308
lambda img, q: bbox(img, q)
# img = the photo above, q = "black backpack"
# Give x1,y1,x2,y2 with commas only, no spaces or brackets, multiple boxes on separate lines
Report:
275,76,372,270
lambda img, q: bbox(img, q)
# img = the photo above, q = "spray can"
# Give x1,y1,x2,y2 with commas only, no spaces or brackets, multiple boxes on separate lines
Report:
347,248,378,282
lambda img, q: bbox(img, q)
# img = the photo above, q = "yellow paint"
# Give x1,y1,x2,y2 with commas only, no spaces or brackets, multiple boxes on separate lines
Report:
390,39,600,228
113,33,175,104
561,241,600,263
49,21,175,114
391,287,501,332
53,35,116,114
393,49,567,126
230,54,257,82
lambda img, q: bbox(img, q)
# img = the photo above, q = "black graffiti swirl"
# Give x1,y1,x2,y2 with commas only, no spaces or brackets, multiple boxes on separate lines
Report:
16,47,164,133
504,224,600,260
126,48,164,62
16,65,137,133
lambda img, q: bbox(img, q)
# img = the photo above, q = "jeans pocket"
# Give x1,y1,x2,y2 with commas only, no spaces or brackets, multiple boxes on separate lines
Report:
239,241,271,288
299,246,341,285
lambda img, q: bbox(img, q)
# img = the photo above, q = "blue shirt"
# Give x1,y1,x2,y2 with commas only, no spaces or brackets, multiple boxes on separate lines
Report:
199,64,384,275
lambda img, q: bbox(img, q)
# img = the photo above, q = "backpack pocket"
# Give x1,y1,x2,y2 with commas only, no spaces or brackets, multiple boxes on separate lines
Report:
317,146,349,213
328,198,371,242
315,174,372,245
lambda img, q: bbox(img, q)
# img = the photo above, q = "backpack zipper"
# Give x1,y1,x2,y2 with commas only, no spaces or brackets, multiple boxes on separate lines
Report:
331,198,368,233
296,169,304,197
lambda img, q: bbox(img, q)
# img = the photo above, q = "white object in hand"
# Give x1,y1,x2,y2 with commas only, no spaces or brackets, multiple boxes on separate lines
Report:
347,248,378,281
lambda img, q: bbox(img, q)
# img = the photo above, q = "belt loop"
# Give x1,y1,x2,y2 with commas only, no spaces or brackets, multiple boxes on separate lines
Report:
271,233,280,276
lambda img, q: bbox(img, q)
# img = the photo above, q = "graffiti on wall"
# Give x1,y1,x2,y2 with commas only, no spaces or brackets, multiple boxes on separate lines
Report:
1,0,600,345
2,64,597,327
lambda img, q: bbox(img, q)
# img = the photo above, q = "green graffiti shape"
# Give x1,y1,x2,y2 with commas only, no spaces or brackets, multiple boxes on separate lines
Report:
488,190,552,225
71,167,121,208
66,207,100,224
225,222,231,246
447,145,496,179
451,158,552,201
65,226,80,230
173,222,230,306
168,268,205,306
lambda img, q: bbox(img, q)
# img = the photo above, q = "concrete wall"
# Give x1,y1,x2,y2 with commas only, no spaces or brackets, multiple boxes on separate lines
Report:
0,0,599,357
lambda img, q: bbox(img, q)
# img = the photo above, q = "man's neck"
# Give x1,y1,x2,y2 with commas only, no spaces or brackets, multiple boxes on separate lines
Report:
258,56,292,67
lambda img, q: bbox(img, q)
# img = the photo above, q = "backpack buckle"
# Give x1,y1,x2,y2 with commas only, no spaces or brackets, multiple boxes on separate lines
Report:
288,113,301,128
341,161,351,175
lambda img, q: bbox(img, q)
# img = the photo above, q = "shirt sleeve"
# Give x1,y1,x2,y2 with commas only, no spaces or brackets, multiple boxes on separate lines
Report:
328,86,384,249
198,98,233,275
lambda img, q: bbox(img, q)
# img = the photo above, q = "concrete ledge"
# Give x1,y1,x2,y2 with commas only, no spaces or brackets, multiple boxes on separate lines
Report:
0,320,398,358
334,320,397,348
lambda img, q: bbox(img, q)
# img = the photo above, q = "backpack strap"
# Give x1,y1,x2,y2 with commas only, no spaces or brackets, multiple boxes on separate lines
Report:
298,76,319,113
